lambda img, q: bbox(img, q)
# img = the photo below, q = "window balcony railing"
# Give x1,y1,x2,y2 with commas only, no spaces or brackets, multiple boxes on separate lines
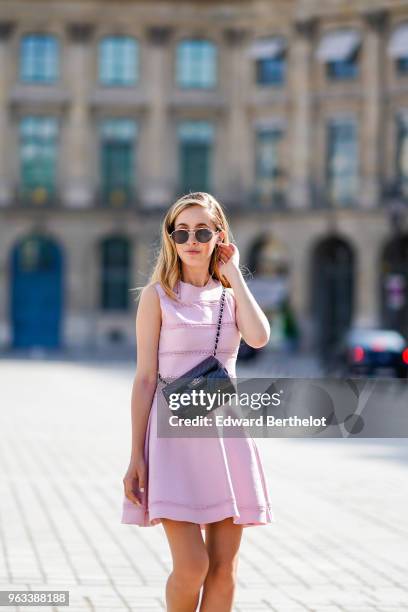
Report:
14,185,59,209
94,186,138,209
222,186,288,212
173,184,213,201
13,180,403,214
11,184,143,211
309,181,359,209
251,187,287,211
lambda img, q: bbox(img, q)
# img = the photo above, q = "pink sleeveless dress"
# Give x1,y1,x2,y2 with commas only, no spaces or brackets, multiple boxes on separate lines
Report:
121,276,276,529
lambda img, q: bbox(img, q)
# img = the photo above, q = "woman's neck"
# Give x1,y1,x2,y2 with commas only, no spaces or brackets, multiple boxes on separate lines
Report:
180,271,211,287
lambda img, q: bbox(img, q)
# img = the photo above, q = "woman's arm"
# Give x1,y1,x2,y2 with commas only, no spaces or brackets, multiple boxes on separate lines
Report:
228,268,270,348
123,284,161,506
129,283,161,460
217,243,270,349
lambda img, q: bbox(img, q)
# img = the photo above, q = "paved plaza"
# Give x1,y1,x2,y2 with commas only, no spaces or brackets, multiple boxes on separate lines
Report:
0,355,407,611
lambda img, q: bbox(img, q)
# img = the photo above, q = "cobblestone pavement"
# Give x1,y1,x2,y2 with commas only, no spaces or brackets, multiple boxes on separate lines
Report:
0,357,407,612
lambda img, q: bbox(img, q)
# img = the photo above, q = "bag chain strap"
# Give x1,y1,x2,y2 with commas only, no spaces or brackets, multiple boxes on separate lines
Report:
158,286,226,385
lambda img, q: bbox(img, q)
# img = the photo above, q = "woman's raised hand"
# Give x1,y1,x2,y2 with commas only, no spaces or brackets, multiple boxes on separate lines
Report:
217,242,240,281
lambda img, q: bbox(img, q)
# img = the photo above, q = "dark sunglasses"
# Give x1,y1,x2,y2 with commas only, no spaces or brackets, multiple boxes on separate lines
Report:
168,228,221,244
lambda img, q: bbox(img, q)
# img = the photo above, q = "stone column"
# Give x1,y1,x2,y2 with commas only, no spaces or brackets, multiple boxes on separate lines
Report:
360,9,389,209
140,26,173,208
0,21,15,207
222,28,251,204
288,17,318,209
63,23,94,208
354,230,380,327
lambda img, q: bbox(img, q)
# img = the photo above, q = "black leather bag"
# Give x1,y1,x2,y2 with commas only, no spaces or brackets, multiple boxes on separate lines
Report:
157,285,237,420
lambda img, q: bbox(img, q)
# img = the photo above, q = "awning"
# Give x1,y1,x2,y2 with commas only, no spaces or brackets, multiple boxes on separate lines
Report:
253,117,287,131
316,29,361,62
177,121,214,143
388,23,408,58
249,37,287,60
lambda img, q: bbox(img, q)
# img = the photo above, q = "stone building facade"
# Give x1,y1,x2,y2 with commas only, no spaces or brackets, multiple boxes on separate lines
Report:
0,0,408,354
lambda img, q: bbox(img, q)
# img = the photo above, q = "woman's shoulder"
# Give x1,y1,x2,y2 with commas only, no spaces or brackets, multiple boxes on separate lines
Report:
136,282,162,306
134,283,171,311
134,283,162,325
147,281,162,293
145,281,176,302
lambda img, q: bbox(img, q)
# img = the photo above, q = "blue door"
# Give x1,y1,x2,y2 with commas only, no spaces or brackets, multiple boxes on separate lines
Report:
11,236,63,348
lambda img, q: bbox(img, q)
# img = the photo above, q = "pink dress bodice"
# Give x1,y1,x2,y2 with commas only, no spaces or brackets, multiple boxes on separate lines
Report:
155,276,241,380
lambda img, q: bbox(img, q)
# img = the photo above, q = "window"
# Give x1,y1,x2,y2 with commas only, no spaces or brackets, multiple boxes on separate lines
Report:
388,22,408,75
250,37,287,86
316,29,361,81
99,119,137,207
396,114,408,198
256,56,286,85
327,48,359,80
255,127,286,205
99,36,139,86
176,40,217,89
178,121,214,193
326,119,359,206
20,33,59,83
19,116,59,205
397,57,408,74
100,237,130,311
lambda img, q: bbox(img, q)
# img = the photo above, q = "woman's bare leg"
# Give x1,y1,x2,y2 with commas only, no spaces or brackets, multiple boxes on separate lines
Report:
199,517,244,612
161,518,210,612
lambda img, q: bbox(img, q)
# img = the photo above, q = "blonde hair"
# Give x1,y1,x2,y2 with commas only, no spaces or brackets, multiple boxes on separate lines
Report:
132,192,235,302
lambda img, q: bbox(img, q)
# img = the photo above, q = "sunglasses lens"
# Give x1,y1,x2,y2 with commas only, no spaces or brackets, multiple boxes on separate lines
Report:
196,229,213,243
172,230,189,244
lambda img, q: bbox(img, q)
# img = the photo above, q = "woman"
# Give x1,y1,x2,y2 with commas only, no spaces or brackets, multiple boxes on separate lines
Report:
122,192,275,611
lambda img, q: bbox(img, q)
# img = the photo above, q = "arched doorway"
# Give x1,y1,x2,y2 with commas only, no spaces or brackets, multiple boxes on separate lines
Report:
248,235,295,349
248,235,289,279
311,236,354,358
10,235,64,348
380,234,408,338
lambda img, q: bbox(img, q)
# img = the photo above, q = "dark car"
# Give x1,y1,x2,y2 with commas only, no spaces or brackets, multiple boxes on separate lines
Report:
329,328,408,378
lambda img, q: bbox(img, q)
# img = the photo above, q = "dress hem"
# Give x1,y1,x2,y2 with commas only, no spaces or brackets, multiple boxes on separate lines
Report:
121,498,277,530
